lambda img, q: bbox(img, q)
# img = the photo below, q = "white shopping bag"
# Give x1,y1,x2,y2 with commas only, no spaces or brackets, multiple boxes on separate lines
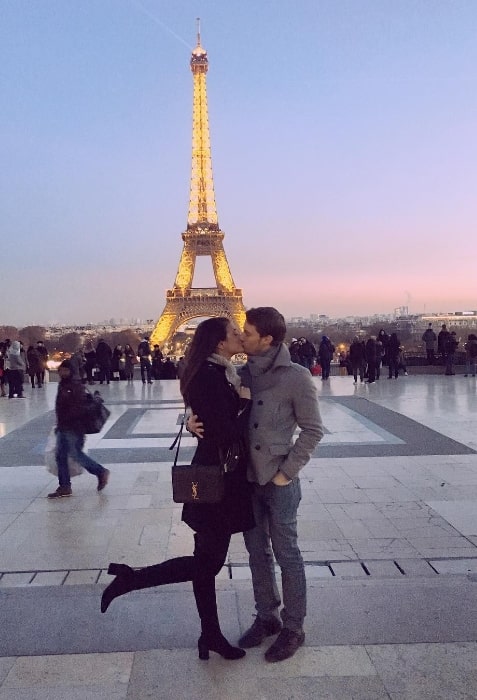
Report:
45,427,85,477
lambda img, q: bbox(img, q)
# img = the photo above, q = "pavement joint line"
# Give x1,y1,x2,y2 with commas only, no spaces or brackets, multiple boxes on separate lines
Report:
2,558,469,584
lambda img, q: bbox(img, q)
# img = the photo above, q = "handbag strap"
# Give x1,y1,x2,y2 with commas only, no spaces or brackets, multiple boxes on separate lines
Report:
169,412,186,467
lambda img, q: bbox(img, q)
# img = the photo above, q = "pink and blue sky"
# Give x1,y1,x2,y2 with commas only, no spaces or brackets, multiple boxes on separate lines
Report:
2,0,476,326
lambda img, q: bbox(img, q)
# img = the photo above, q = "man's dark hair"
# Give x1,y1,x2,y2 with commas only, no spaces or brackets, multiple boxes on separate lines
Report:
245,307,286,345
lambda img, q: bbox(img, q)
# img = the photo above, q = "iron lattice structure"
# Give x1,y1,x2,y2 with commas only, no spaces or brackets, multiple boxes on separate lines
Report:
150,28,245,347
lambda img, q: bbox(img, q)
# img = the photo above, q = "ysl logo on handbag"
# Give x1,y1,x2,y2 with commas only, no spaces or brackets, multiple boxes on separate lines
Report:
191,482,199,500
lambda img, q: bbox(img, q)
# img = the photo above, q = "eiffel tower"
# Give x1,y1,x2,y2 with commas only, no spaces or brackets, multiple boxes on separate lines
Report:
150,24,245,347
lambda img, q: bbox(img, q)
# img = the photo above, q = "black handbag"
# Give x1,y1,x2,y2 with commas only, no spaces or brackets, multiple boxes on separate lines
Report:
170,418,225,504
83,390,111,434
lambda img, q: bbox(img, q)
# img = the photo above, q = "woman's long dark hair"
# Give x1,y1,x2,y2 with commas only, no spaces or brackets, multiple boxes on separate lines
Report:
180,317,230,405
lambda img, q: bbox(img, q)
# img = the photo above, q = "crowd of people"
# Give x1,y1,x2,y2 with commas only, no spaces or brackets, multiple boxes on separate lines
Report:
71,338,184,385
0,339,49,398
76,337,182,385
423,323,477,377
288,324,477,382
0,335,189,398
289,330,408,383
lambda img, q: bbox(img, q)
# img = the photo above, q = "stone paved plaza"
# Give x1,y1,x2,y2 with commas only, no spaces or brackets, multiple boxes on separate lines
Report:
1,373,477,698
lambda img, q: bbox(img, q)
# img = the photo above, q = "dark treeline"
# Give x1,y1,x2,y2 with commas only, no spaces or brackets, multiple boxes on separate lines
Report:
0,326,142,354
1,321,475,357
0,325,49,349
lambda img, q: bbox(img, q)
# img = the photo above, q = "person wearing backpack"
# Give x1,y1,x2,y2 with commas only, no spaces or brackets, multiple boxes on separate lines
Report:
48,360,110,498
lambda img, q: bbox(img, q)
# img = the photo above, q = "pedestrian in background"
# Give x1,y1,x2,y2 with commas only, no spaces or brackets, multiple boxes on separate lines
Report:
6,340,25,398
0,342,7,397
464,334,477,377
365,336,377,383
83,340,97,385
36,341,49,385
445,332,459,376
96,339,112,385
388,333,401,379
137,335,153,384
48,359,110,498
422,323,437,365
124,344,136,381
318,335,334,381
349,337,366,384
26,345,42,388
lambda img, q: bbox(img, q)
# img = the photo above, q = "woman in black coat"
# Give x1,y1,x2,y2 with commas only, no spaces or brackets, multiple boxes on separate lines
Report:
100,317,253,661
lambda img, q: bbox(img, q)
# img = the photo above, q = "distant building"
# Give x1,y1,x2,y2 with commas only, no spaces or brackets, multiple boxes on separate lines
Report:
420,312,477,329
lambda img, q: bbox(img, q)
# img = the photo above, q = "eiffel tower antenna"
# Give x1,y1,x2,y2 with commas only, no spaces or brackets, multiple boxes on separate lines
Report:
150,24,246,347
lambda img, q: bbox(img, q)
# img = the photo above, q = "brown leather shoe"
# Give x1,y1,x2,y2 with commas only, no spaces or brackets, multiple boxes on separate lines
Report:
47,485,72,499
264,628,305,662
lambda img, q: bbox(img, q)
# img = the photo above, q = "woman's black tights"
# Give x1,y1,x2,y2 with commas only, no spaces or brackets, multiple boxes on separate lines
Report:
105,529,231,635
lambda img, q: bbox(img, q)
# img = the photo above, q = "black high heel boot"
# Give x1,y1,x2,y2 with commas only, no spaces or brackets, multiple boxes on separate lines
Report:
100,563,135,613
197,632,246,661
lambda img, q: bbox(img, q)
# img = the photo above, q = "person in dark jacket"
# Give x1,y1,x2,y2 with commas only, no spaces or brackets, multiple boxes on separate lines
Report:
26,345,42,388
0,342,7,397
95,339,112,385
36,341,49,385
375,339,384,379
365,337,377,383
101,318,253,662
438,324,451,364
83,340,97,385
377,329,389,366
318,335,335,380
296,337,316,372
464,334,477,377
444,331,459,376
349,337,366,383
137,335,153,384
123,344,136,381
422,324,437,364
111,345,125,380
387,333,401,379
48,360,110,498
151,344,164,379
162,356,178,379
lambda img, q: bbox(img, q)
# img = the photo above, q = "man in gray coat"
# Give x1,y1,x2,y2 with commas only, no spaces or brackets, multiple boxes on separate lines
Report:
238,307,323,661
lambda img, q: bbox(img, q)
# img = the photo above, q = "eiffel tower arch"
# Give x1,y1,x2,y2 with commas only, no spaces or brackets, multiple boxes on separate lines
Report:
150,24,245,347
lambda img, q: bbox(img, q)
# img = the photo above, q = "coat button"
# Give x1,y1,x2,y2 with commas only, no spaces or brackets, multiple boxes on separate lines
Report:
254,423,258,428
258,400,263,405
254,445,261,450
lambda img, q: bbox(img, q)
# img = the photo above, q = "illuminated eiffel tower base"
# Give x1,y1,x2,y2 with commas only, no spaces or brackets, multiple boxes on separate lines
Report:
150,25,245,347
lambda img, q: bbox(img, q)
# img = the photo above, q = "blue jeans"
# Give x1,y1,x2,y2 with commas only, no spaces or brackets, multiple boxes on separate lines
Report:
243,478,305,632
56,430,105,487
445,353,455,374
140,358,152,382
465,360,476,376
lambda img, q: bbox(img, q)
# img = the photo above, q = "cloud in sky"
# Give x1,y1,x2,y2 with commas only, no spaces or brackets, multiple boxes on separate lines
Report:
1,0,476,326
